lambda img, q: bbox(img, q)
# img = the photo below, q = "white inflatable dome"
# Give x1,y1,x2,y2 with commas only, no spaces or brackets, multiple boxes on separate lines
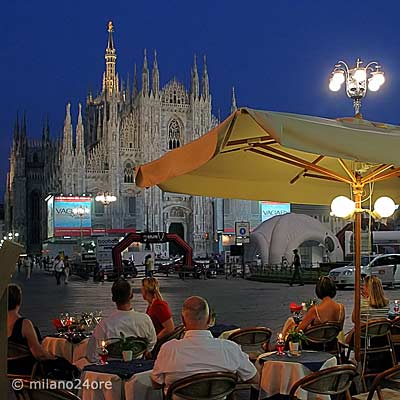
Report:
244,213,343,265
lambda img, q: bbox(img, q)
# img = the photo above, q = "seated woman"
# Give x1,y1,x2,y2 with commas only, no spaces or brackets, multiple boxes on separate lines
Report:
353,275,390,323
141,277,175,339
8,284,77,378
282,276,345,337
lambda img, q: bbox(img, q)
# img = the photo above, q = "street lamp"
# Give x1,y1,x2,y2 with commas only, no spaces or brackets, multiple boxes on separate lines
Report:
329,58,385,116
72,206,90,245
95,192,117,234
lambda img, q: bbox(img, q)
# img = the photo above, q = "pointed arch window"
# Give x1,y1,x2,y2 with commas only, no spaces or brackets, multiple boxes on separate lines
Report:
124,162,134,183
168,119,182,150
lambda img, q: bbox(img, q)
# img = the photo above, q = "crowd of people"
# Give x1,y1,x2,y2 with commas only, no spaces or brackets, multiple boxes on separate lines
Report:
7,270,396,396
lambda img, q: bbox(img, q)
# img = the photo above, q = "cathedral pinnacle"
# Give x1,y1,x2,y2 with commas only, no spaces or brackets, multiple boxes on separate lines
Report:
76,103,84,154
201,55,209,99
191,54,199,98
142,48,149,95
63,103,73,155
103,20,117,94
231,86,237,113
152,49,159,95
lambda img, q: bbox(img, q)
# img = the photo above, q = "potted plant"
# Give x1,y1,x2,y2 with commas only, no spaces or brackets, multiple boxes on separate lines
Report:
286,328,307,354
120,333,134,361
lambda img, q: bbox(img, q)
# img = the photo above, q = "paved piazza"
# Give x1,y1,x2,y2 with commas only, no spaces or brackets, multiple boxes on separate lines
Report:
11,268,400,338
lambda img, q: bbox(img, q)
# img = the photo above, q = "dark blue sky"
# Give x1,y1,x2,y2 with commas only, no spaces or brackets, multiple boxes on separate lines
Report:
3,0,400,198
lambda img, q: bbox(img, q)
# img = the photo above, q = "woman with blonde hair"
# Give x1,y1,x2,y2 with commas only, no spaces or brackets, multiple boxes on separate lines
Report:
141,277,175,339
352,275,390,323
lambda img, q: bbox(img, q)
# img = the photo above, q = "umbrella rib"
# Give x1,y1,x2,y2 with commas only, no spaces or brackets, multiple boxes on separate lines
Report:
303,173,343,182
290,155,325,184
363,166,400,184
225,136,276,147
361,164,396,184
255,144,353,184
338,159,357,183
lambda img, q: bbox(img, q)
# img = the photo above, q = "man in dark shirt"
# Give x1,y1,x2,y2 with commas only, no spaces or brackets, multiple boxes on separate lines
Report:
290,249,304,286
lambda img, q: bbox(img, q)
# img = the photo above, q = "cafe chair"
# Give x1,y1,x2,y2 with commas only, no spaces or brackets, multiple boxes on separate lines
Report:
11,378,81,400
105,337,148,359
289,364,357,400
164,372,238,400
390,317,400,361
302,322,343,362
151,324,185,359
352,364,400,400
356,319,397,381
227,327,272,362
8,341,41,380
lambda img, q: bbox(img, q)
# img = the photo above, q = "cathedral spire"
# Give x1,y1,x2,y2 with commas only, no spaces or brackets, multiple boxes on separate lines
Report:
76,103,84,154
231,86,237,113
191,54,199,98
22,112,27,137
63,103,73,155
103,21,117,94
201,55,209,99
125,72,130,102
152,49,159,95
142,48,149,96
133,63,138,98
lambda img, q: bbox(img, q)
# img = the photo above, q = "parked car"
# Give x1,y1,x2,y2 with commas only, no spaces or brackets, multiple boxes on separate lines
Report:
329,254,400,289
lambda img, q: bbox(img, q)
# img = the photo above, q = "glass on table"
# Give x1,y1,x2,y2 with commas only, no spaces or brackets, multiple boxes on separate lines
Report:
395,300,399,314
97,339,109,365
276,333,285,355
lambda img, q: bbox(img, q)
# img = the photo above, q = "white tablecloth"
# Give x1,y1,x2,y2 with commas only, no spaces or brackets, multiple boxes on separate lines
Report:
42,336,89,366
79,369,162,400
255,351,337,400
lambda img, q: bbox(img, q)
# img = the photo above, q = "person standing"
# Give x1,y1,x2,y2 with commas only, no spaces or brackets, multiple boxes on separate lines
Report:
53,256,64,286
63,256,70,284
289,249,304,286
144,254,154,278
23,256,32,280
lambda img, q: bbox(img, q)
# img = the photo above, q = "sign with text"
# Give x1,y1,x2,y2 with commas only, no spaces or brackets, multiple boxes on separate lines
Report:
261,201,291,221
97,236,121,265
235,221,250,244
50,196,92,237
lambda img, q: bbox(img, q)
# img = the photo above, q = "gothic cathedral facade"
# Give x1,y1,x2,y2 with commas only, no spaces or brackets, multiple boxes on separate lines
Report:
5,22,220,256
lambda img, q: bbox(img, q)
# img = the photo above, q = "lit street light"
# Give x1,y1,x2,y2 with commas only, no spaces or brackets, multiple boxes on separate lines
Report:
72,206,90,247
95,192,117,234
329,58,385,116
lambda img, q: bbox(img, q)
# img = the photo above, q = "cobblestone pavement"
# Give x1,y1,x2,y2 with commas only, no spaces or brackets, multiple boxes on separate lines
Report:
12,268,400,337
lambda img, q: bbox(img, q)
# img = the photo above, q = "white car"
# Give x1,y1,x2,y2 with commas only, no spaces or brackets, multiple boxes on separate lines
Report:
329,254,400,289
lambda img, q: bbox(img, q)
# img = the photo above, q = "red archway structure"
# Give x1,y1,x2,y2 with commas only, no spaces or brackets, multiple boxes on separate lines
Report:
112,232,193,274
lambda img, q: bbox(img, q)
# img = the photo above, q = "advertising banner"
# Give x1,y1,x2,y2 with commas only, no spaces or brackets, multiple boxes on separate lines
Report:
52,196,92,236
96,236,121,265
261,201,291,221
47,196,54,238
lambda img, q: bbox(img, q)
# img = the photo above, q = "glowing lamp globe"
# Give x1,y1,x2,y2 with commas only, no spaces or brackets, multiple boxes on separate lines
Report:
372,71,385,86
353,68,367,82
331,196,356,218
332,70,345,84
368,79,381,92
374,197,397,218
329,80,341,92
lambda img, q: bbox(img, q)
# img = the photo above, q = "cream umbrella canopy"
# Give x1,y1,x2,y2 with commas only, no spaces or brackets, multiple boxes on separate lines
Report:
136,107,400,360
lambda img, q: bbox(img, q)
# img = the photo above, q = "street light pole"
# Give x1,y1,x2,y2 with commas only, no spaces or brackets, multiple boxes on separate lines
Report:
73,206,89,256
329,58,385,117
95,192,117,235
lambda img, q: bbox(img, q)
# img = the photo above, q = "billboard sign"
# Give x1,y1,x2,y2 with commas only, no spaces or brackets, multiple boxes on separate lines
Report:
97,236,121,265
47,196,92,237
261,201,291,221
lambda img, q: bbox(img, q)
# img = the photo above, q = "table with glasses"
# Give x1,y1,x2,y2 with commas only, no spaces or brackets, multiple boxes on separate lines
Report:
79,359,162,400
254,350,337,400
42,335,89,366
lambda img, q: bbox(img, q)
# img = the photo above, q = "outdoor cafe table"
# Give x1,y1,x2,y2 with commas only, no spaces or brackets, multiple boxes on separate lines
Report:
42,335,89,366
79,359,162,400
254,350,337,400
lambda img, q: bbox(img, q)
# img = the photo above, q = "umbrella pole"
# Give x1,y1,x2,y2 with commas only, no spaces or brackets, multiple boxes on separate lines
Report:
353,185,362,362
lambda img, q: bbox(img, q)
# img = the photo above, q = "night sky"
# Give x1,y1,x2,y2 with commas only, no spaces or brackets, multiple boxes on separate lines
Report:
4,0,400,198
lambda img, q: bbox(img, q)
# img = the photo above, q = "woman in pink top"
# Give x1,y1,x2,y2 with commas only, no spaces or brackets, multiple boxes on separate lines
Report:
141,278,175,339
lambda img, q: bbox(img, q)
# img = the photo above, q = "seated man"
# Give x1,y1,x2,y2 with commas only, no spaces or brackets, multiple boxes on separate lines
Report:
86,279,157,362
151,296,259,391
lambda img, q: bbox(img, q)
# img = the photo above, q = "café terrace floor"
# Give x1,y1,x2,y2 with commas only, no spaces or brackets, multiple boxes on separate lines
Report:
12,268,400,337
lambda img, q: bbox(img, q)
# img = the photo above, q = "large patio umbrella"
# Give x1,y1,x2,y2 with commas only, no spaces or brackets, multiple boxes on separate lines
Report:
135,107,400,360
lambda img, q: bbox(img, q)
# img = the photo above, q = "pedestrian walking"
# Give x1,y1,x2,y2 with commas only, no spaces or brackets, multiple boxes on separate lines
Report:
144,254,154,278
289,249,304,286
63,256,70,284
53,255,64,285
17,258,22,273
23,256,32,280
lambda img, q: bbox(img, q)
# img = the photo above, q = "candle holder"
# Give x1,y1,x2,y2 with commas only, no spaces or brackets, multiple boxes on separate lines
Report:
395,300,399,314
276,334,285,356
98,347,109,365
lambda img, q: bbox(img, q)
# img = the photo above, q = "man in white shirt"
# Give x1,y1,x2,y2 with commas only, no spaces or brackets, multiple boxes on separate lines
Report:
151,296,258,391
86,279,157,362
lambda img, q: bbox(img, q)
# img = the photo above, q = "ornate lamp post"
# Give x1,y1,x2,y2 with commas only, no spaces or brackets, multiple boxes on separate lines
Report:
72,205,90,247
95,192,117,234
329,58,385,116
